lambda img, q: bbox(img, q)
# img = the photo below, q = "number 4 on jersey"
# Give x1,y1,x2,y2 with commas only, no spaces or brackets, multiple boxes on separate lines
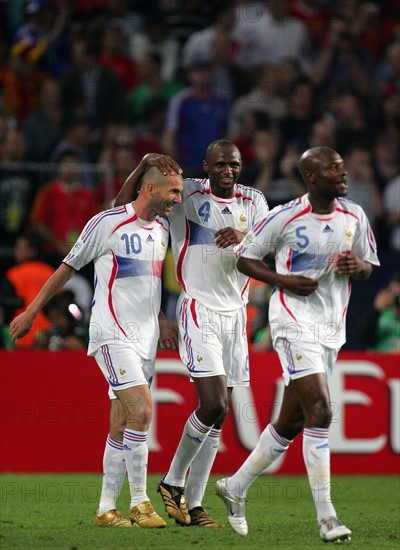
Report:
198,201,211,223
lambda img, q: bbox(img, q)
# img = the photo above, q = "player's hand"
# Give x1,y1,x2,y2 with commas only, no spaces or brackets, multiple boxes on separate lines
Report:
214,228,245,249
335,252,363,275
142,153,183,176
159,319,179,350
279,275,319,296
9,311,35,342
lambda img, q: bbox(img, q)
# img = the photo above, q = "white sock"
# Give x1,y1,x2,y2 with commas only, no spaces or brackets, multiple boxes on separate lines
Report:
229,424,292,498
164,412,212,487
186,427,221,509
123,428,149,507
98,435,126,515
303,427,337,522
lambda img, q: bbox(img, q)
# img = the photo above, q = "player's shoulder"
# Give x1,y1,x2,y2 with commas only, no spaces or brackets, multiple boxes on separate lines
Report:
336,197,365,218
234,183,269,206
183,177,210,197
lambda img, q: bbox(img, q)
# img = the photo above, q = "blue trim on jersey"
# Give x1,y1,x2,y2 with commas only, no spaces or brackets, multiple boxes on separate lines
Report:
81,208,126,243
115,256,154,278
290,250,329,272
188,219,215,246
254,202,297,236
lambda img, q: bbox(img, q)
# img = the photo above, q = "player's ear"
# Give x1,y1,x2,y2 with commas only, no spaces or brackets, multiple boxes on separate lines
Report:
202,160,209,174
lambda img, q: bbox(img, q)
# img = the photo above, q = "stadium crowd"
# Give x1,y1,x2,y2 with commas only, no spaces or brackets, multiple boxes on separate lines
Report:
1,0,399,351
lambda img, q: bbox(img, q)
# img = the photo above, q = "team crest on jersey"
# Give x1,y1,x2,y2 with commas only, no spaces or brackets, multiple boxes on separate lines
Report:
119,369,126,376
196,354,203,364
238,212,247,231
296,353,302,362
343,227,353,249
161,238,165,248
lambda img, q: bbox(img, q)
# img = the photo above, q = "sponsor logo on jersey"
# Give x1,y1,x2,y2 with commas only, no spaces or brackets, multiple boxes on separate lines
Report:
221,206,232,214
323,224,334,233
146,235,154,242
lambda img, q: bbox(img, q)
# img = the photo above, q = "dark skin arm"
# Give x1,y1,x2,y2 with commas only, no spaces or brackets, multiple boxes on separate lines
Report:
237,257,319,296
114,153,182,206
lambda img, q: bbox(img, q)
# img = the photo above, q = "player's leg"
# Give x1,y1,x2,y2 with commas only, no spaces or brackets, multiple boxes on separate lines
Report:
158,296,227,525
115,383,165,528
186,307,247,526
216,383,300,536
291,365,352,542
183,378,230,526
94,344,165,528
158,375,227,525
95,397,131,527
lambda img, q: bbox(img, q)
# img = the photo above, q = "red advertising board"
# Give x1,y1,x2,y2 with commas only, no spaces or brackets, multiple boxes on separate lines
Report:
0,350,399,474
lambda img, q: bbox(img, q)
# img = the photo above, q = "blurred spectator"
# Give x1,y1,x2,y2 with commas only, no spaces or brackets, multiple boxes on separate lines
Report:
232,110,271,164
1,38,47,123
126,52,183,126
97,141,137,208
228,64,288,138
11,0,69,78
4,231,55,349
29,150,97,259
160,0,218,52
98,23,139,93
182,4,238,70
374,39,400,97
60,37,126,132
310,15,373,97
327,91,375,154
307,119,337,150
279,77,317,149
129,12,179,81
344,147,383,233
22,78,63,162
50,116,96,190
163,59,229,177
240,129,305,208
360,275,400,352
37,292,87,350
372,134,400,193
233,0,311,71
0,128,37,252
383,175,400,252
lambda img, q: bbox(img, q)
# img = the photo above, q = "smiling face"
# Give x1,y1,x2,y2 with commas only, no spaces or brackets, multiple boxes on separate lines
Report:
152,173,183,218
203,144,242,198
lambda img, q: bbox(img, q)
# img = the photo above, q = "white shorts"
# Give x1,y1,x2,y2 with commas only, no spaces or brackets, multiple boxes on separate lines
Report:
274,337,339,386
94,343,155,399
177,294,249,387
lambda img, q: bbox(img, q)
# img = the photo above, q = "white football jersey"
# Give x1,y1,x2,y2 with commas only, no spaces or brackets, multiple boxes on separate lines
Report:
237,194,380,348
169,178,269,314
64,203,169,357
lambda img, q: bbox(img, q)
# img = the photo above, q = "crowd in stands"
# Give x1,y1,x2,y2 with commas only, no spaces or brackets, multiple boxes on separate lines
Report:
0,0,399,351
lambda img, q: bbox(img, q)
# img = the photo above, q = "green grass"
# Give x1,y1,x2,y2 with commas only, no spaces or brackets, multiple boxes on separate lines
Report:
0,474,399,549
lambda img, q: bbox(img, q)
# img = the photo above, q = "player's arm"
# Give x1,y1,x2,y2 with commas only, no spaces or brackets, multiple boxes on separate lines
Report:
214,227,246,249
114,153,182,206
158,310,178,350
335,253,373,281
237,257,318,296
9,263,76,342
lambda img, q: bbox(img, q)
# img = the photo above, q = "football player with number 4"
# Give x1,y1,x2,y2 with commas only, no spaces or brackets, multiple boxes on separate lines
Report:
114,140,315,527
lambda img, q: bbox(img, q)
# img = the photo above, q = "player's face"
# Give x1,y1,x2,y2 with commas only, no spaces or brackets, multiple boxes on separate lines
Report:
314,152,348,200
203,145,242,198
154,176,183,218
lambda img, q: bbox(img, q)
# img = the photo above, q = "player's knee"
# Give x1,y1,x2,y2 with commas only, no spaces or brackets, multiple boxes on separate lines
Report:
199,399,227,425
309,399,332,428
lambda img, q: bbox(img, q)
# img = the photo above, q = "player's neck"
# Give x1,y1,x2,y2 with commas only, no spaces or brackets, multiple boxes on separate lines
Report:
132,199,156,222
308,195,335,214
